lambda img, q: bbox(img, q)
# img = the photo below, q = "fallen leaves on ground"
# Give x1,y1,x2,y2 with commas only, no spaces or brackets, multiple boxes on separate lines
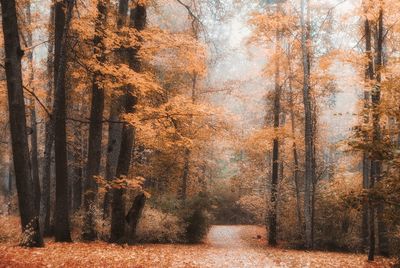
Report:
0,226,395,268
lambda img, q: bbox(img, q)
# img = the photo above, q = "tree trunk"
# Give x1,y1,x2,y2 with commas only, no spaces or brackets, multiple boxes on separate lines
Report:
72,116,83,212
180,148,190,200
102,0,128,219
103,96,123,218
1,0,44,247
53,0,74,243
110,100,134,242
82,0,108,241
126,193,146,244
300,0,315,249
374,8,389,257
111,2,146,243
268,25,281,247
287,56,302,232
40,3,55,238
25,1,42,219
362,8,374,252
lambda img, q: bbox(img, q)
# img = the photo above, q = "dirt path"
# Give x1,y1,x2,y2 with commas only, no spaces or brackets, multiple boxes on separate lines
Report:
207,225,259,248
0,225,394,267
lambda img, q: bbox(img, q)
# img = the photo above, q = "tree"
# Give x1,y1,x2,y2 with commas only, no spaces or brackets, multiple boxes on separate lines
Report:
53,0,74,242
40,3,55,237
102,0,128,219
300,0,315,249
0,0,44,247
268,7,282,247
110,0,147,243
82,0,109,241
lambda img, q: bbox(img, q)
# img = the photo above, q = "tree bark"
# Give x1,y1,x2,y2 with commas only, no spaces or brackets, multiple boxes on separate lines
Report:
1,0,44,247
82,0,108,241
53,0,74,243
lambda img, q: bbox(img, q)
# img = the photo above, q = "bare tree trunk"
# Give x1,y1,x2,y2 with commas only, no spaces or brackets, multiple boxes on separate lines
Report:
82,0,108,241
53,0,74,243
1,0,43,247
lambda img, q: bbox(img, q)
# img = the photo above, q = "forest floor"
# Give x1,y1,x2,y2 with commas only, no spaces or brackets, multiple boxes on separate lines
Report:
0,225,396,268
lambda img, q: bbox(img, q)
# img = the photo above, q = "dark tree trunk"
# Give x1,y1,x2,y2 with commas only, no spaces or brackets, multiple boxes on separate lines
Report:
53,0,74,243
126,193,146,244
1,0,43,247
111,2,147,243
82,0,108,241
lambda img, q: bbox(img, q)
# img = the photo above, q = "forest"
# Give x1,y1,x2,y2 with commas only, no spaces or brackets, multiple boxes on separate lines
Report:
0,0,399,267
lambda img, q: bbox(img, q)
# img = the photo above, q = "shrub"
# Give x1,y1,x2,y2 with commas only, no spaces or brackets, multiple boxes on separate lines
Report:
181,193,211,243
136,206,186,243
71,206,110,241
184,208,209,243
210,190,254,225
237,195,266,224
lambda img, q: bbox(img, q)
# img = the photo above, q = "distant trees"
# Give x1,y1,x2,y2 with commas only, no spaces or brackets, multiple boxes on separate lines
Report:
357,0,390,261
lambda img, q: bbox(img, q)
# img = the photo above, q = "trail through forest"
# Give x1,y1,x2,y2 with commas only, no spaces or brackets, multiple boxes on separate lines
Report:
0,225,394,267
